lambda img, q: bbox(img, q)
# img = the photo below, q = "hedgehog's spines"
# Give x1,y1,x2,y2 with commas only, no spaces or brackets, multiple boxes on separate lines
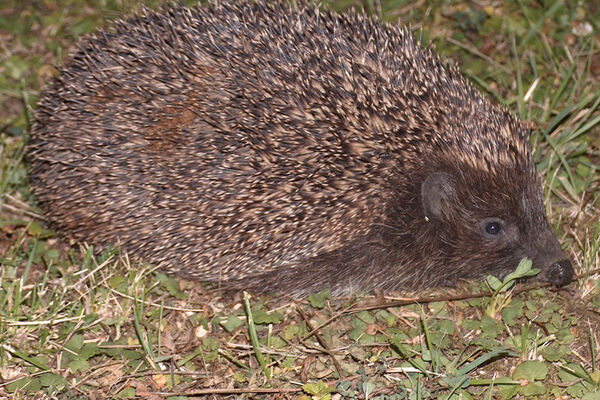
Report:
28,0,572,295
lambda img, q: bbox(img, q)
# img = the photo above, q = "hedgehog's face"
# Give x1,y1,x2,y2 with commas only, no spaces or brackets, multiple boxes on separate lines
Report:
420,169,573,287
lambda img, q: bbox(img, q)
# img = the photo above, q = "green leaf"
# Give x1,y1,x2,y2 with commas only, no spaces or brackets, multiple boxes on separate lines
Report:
77,343,99,360
519,382,546,396
232,371,247,383
121,349,144,360
501,301,524,326
157,274,186,300
565,382,588,398
303,380,336,396
462,319,481,331
490,258,539,293
512,360,548,381
348,316,375,343
448,390,474,400
40,372,67,389
336,380,356,397
478,316,504,339
498,383,519,399
559,363,590,382
282,324,301,340
107,275,128,292
252,309,284,324
592,370,600,385
44,248,60,261
435,319,456,336
510,258,538,278
308,289,331,308
26,221,52,238
356,311,375,324
375,310,397,326
202,337,219,351
220,316,244,332
83,313,99,326
582,392,600,400
542,345,567,362
362,381,375,397
116,387,136,398
6,377,41,393
390,335,412,358
69,359,90,373
486,275,503,291
65,334,85,351
575,157,591,177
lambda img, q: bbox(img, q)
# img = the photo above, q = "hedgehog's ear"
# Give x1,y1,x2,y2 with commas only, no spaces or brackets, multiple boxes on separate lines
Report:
421,172,455,221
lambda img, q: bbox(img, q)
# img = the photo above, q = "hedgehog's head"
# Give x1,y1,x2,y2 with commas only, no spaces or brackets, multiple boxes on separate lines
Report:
419,162,573,288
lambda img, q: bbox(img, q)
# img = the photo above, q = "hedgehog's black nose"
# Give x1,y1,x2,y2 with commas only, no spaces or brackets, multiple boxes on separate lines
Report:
546,259,574,287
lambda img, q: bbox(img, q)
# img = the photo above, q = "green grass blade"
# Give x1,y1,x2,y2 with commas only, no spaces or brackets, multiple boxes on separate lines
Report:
243,292,271,379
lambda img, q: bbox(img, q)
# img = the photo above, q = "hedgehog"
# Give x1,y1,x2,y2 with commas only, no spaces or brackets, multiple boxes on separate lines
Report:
28,1,574,297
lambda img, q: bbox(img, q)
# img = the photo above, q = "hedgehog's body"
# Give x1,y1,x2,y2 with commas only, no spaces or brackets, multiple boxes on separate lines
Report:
28,1,573,296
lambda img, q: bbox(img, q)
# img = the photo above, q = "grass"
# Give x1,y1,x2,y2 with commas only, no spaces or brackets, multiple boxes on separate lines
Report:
0,0,599,398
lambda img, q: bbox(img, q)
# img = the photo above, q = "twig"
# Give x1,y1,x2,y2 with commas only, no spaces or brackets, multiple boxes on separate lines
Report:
157,387,300,395
296,304,345,378
302,270,600,342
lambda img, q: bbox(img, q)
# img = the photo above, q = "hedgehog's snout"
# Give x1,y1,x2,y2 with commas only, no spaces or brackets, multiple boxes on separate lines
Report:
546,259,574,287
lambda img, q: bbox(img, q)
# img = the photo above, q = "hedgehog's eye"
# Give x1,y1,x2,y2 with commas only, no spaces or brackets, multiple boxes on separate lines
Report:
480,218,504,238
486,222,502,235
